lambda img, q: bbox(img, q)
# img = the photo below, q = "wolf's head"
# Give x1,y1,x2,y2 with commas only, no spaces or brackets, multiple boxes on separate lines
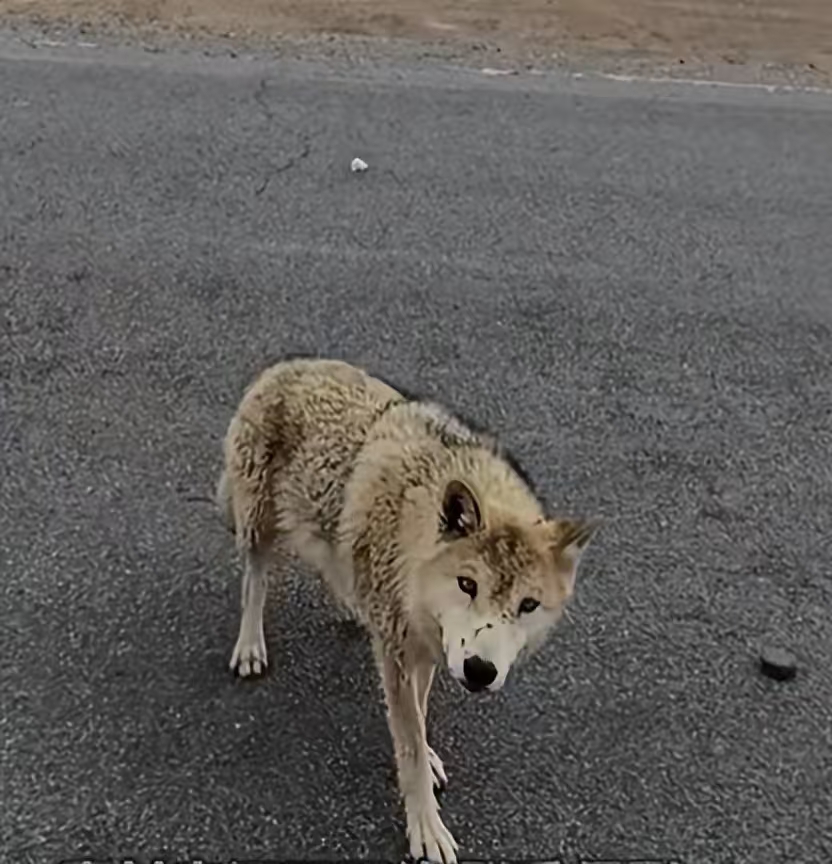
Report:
419,478,599,694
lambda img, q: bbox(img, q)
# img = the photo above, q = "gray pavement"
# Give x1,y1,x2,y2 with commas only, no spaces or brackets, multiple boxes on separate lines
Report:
1,35,831,864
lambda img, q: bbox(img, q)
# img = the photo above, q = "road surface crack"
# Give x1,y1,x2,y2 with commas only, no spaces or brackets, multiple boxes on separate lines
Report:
254,138,311,196
252,77,312,194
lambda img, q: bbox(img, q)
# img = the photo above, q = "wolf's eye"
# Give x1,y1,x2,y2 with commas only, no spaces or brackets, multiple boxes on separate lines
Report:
518,597,540,615
457,576,477,599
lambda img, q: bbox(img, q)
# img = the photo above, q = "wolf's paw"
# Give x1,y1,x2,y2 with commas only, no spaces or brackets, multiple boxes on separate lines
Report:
229,630,268,677
406,797,458,864
427,746,448,792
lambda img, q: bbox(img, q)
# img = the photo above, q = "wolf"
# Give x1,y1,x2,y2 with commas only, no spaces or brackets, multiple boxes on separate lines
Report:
216,357,599,864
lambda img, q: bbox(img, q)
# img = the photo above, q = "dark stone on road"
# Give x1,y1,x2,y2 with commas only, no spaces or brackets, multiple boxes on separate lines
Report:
759,645,798,682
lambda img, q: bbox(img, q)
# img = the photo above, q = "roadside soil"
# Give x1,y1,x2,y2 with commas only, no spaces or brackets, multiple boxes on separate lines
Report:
1,0,831,84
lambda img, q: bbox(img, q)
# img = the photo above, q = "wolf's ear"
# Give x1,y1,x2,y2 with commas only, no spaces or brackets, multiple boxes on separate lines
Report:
547,517,601,572
440,480,482,538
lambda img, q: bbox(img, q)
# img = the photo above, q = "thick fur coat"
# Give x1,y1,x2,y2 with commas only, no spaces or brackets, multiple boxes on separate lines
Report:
217,357,599,864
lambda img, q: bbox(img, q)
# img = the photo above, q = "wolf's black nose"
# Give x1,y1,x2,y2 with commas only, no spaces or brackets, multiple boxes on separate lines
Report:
463,655,498,691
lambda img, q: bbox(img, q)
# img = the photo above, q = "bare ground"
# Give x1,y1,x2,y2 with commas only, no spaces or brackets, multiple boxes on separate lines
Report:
2,0,832,84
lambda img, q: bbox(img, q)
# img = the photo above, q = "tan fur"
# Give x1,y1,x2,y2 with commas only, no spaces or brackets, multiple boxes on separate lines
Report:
218,356,599,864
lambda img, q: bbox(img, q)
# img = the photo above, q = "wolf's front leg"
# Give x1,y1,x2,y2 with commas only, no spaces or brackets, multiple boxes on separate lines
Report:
375,642,458,864
415,661,447,792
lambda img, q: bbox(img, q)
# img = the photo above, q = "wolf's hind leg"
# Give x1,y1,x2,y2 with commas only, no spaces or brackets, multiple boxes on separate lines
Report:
230,540,275,677
223,413,286,679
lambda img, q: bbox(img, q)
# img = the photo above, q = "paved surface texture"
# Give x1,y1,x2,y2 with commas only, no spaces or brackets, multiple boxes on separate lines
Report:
1,36,831,864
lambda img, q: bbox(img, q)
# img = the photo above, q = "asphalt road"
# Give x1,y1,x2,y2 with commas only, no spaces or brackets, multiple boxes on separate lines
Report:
1,34,831,864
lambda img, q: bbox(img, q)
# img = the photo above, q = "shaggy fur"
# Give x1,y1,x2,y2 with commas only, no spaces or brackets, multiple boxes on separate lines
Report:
217,357,599,864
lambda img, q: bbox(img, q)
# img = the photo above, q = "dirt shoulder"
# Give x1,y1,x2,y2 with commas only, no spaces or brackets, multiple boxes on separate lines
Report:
2,0,831,86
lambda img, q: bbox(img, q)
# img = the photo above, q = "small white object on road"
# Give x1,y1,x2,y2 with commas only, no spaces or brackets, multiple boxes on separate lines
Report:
351,157,369,173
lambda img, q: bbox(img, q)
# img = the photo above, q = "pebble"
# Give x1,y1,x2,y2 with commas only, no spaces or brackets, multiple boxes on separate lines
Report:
759,645,797,681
